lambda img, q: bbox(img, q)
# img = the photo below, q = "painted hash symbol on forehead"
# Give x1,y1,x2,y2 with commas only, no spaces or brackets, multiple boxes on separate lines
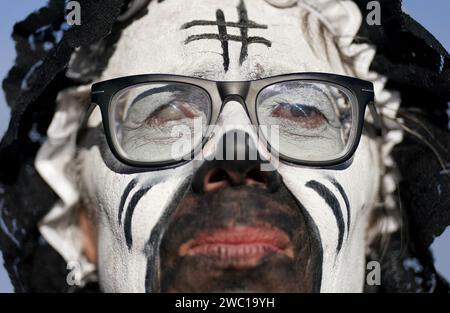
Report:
181,0,272,71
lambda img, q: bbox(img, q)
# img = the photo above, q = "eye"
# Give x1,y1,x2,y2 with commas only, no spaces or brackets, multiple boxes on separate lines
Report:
144,101,199,126
271,102,328,129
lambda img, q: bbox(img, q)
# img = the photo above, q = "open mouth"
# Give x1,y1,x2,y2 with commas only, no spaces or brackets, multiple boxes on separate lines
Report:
177,224,294,270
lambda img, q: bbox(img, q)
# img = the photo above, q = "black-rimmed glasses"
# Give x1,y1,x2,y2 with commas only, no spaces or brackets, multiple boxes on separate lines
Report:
87,73,377,168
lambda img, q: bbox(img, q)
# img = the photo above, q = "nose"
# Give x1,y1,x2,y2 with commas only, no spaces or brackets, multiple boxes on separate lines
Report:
192,130,281,193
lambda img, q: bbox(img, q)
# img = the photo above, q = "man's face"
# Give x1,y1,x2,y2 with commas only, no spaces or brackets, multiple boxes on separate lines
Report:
77,0,380,292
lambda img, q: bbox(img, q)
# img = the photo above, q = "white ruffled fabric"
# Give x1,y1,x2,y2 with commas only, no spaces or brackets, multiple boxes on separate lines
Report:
35,0,404,287
35,85,96,287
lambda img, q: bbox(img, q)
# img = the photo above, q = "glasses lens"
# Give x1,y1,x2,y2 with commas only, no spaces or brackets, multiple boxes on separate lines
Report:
256,80,353,162
111,82,211,163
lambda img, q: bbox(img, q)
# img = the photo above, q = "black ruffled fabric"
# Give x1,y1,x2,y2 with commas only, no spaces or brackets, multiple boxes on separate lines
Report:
353,0,450,292
0,0,448,292
0,0,137,292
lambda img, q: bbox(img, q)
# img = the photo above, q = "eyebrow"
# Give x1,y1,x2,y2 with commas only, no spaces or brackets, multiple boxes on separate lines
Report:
247,71,266,80
189,69,268,81
188,70,222,80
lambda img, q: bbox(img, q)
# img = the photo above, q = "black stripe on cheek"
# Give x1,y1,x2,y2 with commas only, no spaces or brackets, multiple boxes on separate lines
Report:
118,179,138,226
124,186,152,251
331,180,351,236
306,180,345,252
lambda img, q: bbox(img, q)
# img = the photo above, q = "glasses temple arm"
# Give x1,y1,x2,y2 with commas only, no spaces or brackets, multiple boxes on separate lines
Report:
76,102,97,145
368,101,383,137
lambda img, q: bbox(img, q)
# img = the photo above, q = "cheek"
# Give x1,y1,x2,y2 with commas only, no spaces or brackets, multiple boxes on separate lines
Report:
78,143,193,291
78,147,135,255
277,134,380,291
78,147,138,291
343,134,381,209
278,134,380,228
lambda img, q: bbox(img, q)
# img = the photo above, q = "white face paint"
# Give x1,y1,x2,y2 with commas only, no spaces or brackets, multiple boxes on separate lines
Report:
76,0,380,292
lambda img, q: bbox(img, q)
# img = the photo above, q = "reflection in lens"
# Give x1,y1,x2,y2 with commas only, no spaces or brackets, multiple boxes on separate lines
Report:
257,81,353,161
112,83,211,163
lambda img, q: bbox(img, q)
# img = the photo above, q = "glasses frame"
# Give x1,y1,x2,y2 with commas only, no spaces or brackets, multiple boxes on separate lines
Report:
89,73,376,168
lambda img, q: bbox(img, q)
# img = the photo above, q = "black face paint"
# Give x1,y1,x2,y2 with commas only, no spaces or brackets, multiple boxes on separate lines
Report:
153,131,322,292
124,186,152,250
144,178,192,293
118,179,138,226
181,0,271,71
285,188,324,293
306,180,345,252
331,179,351,236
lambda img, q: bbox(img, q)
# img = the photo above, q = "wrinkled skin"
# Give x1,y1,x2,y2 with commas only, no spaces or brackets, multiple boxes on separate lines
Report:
75,0,380,292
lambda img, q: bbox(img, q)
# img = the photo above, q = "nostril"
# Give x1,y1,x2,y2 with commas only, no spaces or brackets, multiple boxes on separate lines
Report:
208,168,229,183
203,168,230,193
245,167,267,186
199,166,277,193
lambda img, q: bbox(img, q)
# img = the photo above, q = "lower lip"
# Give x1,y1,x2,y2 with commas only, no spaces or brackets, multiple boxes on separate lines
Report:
178,225,292,269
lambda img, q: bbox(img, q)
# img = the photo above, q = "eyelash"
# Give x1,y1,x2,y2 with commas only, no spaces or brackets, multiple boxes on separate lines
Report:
271,102,329,128
139,101,198,126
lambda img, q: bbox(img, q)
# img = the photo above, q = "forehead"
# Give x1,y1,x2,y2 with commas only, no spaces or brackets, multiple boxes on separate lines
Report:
101,0,337,81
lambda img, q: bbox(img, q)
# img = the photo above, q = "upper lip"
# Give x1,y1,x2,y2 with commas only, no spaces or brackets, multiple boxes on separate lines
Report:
178,224,294,269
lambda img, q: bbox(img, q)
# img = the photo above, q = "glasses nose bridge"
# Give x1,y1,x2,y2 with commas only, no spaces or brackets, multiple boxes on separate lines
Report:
217,81,250,102
216,81,252,120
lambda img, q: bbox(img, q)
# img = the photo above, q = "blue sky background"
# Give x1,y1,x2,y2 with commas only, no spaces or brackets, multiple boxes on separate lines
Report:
0,0,449,293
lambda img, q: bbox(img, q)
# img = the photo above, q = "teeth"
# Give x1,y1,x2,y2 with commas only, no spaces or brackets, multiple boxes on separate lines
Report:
186,243,282,263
